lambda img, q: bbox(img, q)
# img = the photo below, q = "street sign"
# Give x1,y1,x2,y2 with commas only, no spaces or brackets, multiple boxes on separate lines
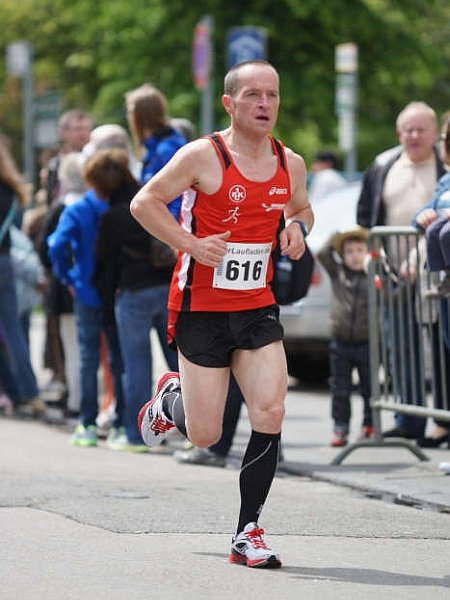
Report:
34,91,62,148
192,17,212,90
6,41,32,76
335,42,358,73
335,73,357,115
226,27,267,70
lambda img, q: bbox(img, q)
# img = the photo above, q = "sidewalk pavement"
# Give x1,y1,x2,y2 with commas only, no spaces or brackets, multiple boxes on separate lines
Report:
279,382,450,515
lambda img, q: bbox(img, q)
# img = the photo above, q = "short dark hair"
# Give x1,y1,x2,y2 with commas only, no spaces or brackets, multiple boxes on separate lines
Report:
59,109,94,131
314,150,339,169
224,60,277,97
83,149,135,199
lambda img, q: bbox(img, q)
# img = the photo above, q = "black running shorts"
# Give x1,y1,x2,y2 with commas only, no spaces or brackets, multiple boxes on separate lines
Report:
174,305,284,368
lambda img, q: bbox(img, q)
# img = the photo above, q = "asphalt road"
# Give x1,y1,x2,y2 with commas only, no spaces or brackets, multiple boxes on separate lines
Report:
2,415,450,600
1,315,450,599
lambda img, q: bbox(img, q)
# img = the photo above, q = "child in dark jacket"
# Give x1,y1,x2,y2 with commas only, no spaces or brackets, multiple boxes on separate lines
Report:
318,227,372,447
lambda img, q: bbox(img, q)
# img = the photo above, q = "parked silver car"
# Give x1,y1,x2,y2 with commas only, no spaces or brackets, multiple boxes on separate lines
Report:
280,181,362,380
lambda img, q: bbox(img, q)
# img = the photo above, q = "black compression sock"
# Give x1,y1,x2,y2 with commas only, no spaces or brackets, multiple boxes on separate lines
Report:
162,390,187,438
236,430,281,535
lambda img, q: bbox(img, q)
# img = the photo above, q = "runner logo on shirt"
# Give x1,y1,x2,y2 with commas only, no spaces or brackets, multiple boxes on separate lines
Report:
223,206,241,225
229,185,246,203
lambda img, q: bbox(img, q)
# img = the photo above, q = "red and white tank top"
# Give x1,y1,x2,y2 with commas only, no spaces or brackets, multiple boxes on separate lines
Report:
168,132,291,312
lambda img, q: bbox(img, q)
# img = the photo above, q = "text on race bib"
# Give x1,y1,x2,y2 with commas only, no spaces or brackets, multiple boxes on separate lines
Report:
213,242,272,290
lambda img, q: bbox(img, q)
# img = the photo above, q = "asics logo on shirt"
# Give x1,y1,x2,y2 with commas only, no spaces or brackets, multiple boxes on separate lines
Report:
269,186,288,196
229,185,246,203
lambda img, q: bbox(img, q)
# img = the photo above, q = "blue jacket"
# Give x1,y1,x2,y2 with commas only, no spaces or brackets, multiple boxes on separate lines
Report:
412,172,450,228
47,189,109,308
141,126,186,221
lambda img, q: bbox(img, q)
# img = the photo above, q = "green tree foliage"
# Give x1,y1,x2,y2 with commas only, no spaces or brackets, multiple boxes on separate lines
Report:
0,0,449,173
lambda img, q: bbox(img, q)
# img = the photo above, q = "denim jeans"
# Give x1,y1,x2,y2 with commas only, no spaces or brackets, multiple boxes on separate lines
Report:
74,300,124,428
329,339,372,431
0,324,22,402
115,285,178,444
0,254,39,403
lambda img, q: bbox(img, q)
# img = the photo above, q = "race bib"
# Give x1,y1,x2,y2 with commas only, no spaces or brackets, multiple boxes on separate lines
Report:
213,242,272,290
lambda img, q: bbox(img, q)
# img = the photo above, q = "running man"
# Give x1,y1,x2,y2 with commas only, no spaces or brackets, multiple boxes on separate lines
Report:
130,60,313,568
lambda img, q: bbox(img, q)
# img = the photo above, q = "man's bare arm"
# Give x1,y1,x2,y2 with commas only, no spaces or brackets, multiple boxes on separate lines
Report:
279,150,314,259
130,140,230,267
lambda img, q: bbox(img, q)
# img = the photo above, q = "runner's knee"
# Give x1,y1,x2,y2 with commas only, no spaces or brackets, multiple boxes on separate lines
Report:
186,422,222,448
251,401,285,432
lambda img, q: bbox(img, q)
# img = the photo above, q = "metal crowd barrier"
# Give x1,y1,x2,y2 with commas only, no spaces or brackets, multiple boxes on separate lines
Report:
332,226,450,465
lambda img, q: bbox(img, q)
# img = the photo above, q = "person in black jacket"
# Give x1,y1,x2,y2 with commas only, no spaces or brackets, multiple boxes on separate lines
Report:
93,148,178,451
357,101,444,442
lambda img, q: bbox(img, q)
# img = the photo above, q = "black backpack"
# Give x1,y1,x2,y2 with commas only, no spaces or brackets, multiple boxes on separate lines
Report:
271,217,314,305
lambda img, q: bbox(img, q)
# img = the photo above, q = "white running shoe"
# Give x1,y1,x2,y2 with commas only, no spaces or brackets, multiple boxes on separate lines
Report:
138,372,180,447
229,522,282,568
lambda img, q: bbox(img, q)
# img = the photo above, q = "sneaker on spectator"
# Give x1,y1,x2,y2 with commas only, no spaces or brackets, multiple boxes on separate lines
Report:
96,403,116,430
107,430,149,453
358,425,374,440
14,396,48,419
105,426,125,446
0,393,14,415
41,380,68,404
70,424,97,447
110,438,150,453
174,447,226,467
229,522,282,568
330,429,348,447
138,372,180,447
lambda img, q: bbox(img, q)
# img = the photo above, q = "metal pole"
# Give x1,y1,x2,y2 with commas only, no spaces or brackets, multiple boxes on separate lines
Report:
6,41,35,186
23,53,35,185
343,118,356,181
335,43,358,181
200,15,214,135
201,78,213,136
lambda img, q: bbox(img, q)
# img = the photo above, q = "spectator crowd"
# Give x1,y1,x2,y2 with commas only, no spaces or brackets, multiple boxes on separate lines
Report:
1,85,449,464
